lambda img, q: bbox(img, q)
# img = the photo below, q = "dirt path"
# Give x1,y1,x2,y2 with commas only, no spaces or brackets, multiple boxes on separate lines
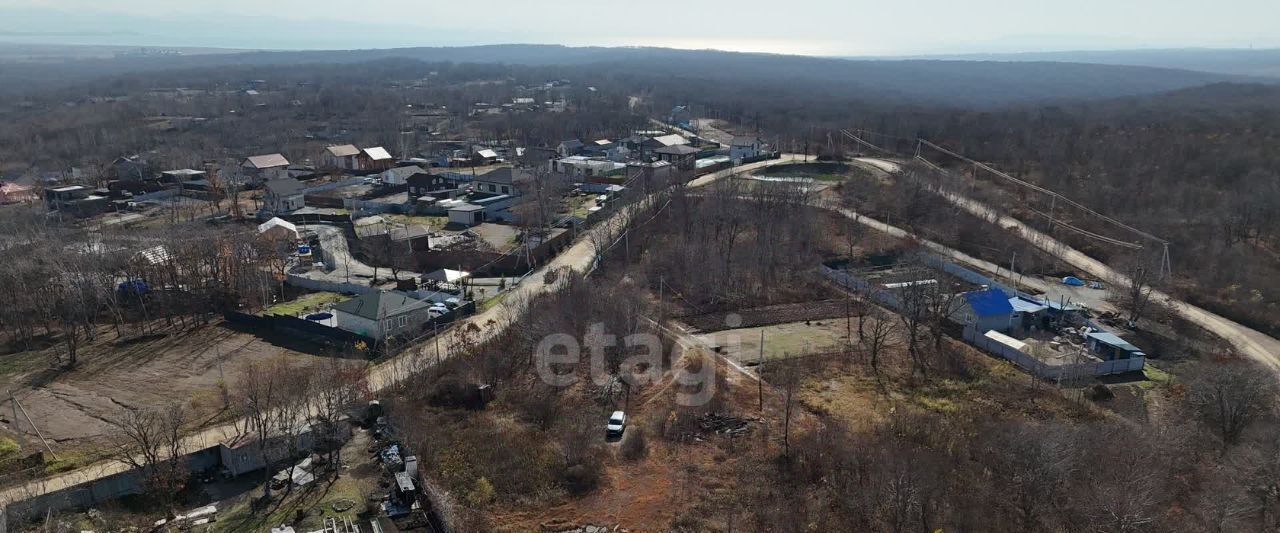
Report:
0,153,810,508
854,157,1280,371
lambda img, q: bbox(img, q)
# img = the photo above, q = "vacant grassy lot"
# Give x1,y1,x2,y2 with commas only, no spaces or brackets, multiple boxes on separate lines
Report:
0,321,364,451
695,319,853,363
265,291,349,317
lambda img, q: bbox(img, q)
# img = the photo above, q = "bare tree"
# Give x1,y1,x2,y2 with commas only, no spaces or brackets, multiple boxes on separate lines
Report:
235,357,285,499
859,309,899,378
895,276,933,379
311,358,365,466
1186,361,1278,451
108,403,189,516
1119,257,1157,328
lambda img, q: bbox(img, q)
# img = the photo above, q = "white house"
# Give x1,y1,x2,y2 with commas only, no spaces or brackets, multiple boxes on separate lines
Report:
323,145,361,170
381,165,429,186
263,177,306,215
730,136,764,160
243,153,291,182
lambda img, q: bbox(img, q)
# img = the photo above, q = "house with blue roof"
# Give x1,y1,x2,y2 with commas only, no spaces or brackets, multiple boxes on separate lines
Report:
955,288,1015,333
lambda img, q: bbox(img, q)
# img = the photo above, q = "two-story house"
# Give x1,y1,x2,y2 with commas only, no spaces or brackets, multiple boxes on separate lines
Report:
243,153,291,182
263,177,306,215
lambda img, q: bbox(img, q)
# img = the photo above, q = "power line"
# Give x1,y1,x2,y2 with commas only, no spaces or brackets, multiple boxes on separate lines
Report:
842,129,1173,278
916,138,1168,245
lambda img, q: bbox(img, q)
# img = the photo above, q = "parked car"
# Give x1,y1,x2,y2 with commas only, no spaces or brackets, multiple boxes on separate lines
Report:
606,411,626,438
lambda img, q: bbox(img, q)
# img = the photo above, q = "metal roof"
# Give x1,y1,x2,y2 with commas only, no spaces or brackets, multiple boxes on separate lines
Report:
384,165,428,181
334,290,431,321
655,144,699,155
264,177,305,196
984,330,1027,351
362,147,393,161
963,289,1015,317
1009,297,1048,314
1086,331,1141,352
245,153,290,169
651,134,689,147
325,144,360,157
162,169,205,177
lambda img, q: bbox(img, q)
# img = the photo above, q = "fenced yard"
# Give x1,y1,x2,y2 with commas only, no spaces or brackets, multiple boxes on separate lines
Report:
963,327,1145,380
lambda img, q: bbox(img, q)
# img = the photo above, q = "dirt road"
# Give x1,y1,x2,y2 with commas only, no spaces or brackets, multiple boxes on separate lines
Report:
854,157,1280,371
0,153,811,508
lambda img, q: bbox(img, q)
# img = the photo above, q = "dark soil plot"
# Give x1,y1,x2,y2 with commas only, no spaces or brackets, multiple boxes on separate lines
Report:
680,299,854,332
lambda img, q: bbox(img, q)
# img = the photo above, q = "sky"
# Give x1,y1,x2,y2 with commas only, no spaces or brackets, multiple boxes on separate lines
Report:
1,0,1278,55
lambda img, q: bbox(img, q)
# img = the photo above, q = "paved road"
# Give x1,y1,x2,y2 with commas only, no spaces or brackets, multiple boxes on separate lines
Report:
0,153,812,509
854,157,1280,372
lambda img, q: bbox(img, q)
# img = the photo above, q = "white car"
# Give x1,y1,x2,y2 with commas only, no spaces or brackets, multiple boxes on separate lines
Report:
606,411,626,438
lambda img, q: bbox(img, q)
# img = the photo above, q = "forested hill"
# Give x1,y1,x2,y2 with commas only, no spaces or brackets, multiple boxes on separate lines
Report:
891,82,1280,336
0,44,1251,107
874,48,1280,78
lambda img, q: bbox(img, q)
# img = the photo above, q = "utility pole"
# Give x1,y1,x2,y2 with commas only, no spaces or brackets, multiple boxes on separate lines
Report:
9,390,24,452
434,322,442,366
757,331,765,411
12,393,56,460
1047,194,1058,234
658,276,665,322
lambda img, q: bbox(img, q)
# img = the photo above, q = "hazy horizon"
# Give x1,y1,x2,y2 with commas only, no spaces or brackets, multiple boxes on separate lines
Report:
2,1,1278,56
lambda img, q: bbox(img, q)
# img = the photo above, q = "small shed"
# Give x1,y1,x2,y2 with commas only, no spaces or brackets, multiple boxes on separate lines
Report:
1085,331,1145,360
448,203,486,226
257,217,299,241
1008,296,1050,331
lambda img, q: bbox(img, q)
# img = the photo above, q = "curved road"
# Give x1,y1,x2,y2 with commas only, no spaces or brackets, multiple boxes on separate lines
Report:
0,153,813,509
853,157,1280,371
12,149,1277,511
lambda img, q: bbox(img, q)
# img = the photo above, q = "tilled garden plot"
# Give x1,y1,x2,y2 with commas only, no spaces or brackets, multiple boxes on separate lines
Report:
680,299,856,332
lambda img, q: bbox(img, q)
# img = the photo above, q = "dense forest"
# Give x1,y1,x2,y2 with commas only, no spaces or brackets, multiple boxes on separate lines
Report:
896,84,1280,336
0,44,1249,105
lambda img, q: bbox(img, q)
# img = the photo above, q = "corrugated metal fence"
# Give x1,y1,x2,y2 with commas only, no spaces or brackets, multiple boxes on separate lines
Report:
963,327,1145,380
